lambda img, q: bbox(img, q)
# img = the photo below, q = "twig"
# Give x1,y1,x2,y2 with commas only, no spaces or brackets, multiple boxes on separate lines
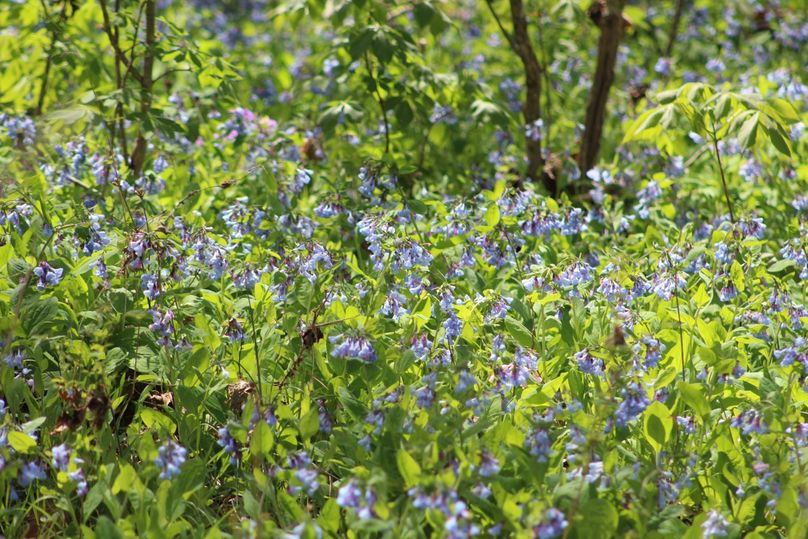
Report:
154,68,193,83
35,0,70,116
98,0,145,86
120,1,147,89
484,0,517,51
363,53,390,154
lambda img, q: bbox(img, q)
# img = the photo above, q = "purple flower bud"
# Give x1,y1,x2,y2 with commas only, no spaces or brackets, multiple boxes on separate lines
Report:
155,440,187,480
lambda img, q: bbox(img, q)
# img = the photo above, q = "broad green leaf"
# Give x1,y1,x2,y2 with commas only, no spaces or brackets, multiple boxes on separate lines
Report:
47,105,95,125
768,259,797,274
678,382,710,417
505,317,533,348
299,408,320,440
485,204,500,228
737,112,759,149
643,401,672,453
8,431,37,453
765,125,792,157
767,98,800,123
112,463,141,494
730,260,745,293
573,498,618,539
396,448,422,487
250,420,274,456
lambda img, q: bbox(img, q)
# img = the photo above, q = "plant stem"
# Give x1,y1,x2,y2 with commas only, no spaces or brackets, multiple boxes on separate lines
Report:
364,53,390,154
247,297,263,403
664,250,687,382
711,132,736,223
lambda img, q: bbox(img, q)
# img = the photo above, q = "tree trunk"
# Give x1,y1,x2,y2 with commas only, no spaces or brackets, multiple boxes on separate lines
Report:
665,0,686,57
508,0,552,192
130,0,155,177
578,0,626,174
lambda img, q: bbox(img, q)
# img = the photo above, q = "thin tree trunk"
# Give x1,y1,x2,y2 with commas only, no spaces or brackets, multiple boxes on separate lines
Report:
130,0,155,177
664,0,686,57
578,0,626,174
35,0,70,116
485,0,556,193
508,0,546,189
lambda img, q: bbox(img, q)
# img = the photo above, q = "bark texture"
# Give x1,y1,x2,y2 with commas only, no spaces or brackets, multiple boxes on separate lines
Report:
508,0,547,190
578,0,626,174
130,0,156,177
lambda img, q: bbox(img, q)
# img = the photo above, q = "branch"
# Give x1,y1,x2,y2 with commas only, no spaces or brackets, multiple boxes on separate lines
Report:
98,0,145,86
120,1,146,89
664,0,686,57
35,0,70,115
154,67,192,83
484,0,517,51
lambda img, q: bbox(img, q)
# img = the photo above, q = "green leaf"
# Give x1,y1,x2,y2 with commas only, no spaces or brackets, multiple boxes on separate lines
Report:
643,401,672,453
470,99,507,124
713,94,733,119
8,258,31,281
250,420,274,456
737,112,759,149
505,317,533,348
697,319,717,347
112,463,141,494
396,447,422,487
767,98,800,123
623,107,664,143
692,284,712,308
140,409,176,434
485,205,500,228
730,260,745,293
318,499,341,533
678,382,710,417
243,490,261,520
21,296,63,336
8,431,37,453
573,498,618,539
319,101,363,132
348,28,374,59
394,100,413,127
765,125,792,157
337,386,367,422
95,516,124,539
47,105,95,125
20,417,46,435
768,259,797,274
412,295,432,331
300,408,320,440
412,3,436,27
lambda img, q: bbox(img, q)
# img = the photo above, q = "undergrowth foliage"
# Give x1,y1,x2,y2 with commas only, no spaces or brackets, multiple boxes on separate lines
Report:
0,0,807,538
